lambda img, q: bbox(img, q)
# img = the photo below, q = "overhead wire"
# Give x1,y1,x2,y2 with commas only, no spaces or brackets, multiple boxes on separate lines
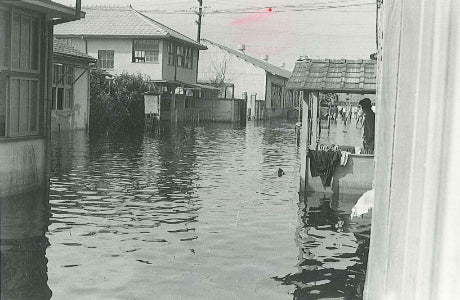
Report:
136,1,375,15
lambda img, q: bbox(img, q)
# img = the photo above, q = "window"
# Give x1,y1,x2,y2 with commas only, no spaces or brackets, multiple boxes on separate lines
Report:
271,84,282,108
8,77,39,136
52,63,73,111
132,39,159,63
11,13,39,71
185,48,193,69
97,50,114,69
168,42,175,65
176,45,184,67
0,9,9,68
1,9,42,138
175,45,193,69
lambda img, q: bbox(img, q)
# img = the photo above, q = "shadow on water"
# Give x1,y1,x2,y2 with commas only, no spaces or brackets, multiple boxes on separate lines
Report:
273,193,371,300
0,188,52,300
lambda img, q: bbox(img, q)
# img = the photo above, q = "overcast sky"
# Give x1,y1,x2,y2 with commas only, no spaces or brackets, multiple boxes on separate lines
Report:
55,0,376,70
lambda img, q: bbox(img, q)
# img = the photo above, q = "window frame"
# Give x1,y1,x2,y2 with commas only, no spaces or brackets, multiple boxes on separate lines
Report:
132,39,159,63
168,42,175,66
10,9,40,74
97,50,114,70
52,63,74,111
1,7,43,139
7,76,40,137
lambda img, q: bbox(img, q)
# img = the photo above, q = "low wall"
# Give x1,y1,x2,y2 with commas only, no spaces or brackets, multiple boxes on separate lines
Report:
303,154,374,195
0,138,46,197
158,96,245,123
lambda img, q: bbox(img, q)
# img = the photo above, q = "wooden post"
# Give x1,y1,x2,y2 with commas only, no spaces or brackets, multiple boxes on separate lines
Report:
299,90,309,194
310,91,319,148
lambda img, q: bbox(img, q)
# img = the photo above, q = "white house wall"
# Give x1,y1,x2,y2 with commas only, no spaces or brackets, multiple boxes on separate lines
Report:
198,44,267,108
51,66,90,132
70,38,163,79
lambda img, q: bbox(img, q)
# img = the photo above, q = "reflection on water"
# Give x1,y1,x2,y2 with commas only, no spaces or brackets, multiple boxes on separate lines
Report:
273,193,371,299
1,120,371,299
0,189,51,300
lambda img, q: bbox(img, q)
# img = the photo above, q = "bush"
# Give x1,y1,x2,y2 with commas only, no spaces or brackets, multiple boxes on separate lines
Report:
89,70,150,136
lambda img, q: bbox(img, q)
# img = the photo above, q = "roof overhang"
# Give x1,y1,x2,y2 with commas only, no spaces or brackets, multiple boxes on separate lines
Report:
53,52,96,66
148,80,220,91
286,87,376,94
2,0,84,19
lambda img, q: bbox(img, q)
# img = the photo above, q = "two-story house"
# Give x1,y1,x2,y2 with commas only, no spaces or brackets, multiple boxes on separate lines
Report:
198,39,294,120
54,6,206,88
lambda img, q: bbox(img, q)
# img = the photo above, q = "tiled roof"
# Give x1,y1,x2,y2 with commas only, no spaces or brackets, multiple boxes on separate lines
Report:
287,59,376,93
54,6,205,49
53,38,96,61
201,39,292,79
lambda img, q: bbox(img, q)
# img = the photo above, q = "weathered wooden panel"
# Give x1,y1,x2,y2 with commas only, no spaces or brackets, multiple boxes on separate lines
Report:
364,0,401,298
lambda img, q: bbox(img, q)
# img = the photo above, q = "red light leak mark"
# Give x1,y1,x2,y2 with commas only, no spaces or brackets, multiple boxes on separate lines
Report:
230,8,274,26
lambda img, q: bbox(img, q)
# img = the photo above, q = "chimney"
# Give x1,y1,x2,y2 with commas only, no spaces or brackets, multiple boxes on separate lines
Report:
237,44,246,53
280,62,286,68
262,54,269,62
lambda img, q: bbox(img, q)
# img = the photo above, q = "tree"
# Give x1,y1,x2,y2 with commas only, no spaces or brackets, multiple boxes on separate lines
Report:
89,70,151,136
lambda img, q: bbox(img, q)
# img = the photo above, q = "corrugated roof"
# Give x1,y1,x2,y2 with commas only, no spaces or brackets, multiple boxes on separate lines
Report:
287,59,376,93
54,6,205,49
201,39,292,79
53,38,96,61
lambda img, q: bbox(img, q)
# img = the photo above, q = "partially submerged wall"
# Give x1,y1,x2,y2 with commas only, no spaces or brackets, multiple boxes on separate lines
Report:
0,139,46,197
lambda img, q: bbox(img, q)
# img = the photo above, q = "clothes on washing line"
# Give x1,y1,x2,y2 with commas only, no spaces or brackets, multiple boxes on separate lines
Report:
308,149,341,187
316,144,355,154
338,145,355,154
340,151,350,166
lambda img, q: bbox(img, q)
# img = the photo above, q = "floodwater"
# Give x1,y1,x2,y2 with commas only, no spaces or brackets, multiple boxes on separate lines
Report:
1,120,371,300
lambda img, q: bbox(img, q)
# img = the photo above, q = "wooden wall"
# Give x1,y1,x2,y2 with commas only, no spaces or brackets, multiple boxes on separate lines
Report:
365,0,460,298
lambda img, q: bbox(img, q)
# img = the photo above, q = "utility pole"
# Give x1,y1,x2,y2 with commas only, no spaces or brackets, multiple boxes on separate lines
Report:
196,0,203,42
195,0,203,83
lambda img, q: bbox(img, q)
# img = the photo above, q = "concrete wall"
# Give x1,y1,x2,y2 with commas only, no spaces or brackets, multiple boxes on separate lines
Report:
0,139,46,197
192,98,242,122
51,66,89,132
305,154,374,195
198,42,267,109
365,0,460,299
158,94,244,123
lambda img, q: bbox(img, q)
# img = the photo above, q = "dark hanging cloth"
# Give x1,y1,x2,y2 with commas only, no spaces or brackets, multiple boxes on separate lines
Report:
308,149,341,187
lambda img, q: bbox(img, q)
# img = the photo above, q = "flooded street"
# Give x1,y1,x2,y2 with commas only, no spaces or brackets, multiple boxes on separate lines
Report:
2,120,371,300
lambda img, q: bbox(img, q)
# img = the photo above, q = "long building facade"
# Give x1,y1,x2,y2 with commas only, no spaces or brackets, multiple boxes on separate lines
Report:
0,1,82,197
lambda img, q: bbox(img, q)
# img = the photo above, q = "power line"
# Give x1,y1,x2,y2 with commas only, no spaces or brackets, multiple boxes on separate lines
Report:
136,1,375,15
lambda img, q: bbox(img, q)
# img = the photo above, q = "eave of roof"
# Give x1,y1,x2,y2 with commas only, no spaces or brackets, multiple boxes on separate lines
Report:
2,0,81,19
201,39,292,78
287,59,376,94
53,38,96,62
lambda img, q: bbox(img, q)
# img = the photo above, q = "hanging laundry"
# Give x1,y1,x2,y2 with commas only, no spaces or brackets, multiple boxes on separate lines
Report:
340,151,350,166
308,149,341,187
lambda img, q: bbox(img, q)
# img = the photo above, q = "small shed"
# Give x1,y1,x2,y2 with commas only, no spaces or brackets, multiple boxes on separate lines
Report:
287,58,377,194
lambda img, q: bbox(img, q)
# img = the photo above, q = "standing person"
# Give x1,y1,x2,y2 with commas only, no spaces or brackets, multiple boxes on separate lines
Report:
332,105,339,123
358,98,375,152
